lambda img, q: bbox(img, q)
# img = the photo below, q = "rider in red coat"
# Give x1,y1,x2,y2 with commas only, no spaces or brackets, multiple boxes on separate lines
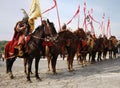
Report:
4,18,30,59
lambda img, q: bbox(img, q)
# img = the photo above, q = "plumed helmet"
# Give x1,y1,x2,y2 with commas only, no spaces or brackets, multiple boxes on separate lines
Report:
21,9,29,23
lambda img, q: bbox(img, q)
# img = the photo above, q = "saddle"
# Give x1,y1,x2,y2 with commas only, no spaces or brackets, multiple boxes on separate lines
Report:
4,36,31,59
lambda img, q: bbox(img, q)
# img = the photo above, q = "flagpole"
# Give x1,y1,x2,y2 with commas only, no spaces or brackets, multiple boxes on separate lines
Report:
54,0,61,31
78,14,80,29
83,1,87,32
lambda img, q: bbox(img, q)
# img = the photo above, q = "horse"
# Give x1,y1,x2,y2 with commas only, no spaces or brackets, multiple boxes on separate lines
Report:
44,30,79,74
4,24,46,82
102,36,109,60
89,37,104,63
108,36,118,59
73,28,88,66
23,19,57,75
44,19,57,71
56,30,78,71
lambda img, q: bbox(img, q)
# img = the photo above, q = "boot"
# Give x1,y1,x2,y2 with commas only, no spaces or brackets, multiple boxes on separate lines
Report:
14,44,24,57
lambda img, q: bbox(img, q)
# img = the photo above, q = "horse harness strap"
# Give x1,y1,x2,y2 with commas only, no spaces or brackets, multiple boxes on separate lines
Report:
32,35,44,40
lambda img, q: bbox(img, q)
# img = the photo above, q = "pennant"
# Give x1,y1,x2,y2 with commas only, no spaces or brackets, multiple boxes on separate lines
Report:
67,5,80,25
106,18,111,37
101,13,105,35
42,0,56,14
83,1,88,32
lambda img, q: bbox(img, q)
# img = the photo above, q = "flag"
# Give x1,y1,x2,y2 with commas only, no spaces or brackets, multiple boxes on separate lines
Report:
28,0,41,32
42,0,56,14
106,18,111,37
83,1,88,32
67,5,80,25
29,0,41,19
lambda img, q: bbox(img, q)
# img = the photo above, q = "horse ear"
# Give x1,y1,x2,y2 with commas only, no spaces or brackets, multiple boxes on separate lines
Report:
47,19,50,23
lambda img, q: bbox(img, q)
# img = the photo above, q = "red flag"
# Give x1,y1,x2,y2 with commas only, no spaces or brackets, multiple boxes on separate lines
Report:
106,17,111,37
42,0,56,14
100,13,105,35
84,2,86,13
67,5,80,25
88,14,100,24
42,0,61,31
83,1,88,32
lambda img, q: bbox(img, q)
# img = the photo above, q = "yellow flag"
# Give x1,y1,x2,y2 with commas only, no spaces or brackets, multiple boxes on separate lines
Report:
29,0,41,19
29,0,41,32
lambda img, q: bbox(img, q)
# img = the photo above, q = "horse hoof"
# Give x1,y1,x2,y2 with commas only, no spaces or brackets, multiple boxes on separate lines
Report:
68,69,72,72
72,69,75,71
53,72,57,75
8,72,14,79
10,75,14,79
30,72,33,74
36,78,42,81
27,79,32,83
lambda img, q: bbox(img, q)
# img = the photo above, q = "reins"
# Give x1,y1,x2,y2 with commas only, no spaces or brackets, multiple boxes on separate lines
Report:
32,35,45,40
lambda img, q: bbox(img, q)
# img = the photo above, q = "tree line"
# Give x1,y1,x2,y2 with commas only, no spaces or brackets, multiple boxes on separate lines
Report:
0,41,8,53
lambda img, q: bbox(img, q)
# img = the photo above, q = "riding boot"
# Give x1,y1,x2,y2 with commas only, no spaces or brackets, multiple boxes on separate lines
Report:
14,44,24,57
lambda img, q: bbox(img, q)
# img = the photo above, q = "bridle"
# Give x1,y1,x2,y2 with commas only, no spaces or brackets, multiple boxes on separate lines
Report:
32,35,44,40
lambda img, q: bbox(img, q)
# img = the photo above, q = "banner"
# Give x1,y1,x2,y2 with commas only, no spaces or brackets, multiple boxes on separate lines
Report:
29,0,41,32
106,18,111,37
67,5,80,25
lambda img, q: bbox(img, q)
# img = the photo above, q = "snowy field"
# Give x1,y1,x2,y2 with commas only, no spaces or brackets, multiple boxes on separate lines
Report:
0,53,120,88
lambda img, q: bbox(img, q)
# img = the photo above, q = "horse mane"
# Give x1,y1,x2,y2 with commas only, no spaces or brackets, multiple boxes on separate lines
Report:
58,30,75,39
73,28,86,39
47,19,57,36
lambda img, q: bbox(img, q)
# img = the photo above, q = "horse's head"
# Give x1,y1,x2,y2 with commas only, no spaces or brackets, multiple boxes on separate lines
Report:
42,19,57,37
32,25,45,39
74,28,86,40
47,19,57,36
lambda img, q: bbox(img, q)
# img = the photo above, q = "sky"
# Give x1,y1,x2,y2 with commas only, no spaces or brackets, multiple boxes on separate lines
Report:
0,0,120,40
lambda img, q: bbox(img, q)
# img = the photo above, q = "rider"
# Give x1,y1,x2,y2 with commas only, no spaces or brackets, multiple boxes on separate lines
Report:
13,17,30,56
61,23,67,31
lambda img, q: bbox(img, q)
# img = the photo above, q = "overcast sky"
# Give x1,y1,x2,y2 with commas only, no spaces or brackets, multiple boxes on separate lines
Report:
0,0,120,40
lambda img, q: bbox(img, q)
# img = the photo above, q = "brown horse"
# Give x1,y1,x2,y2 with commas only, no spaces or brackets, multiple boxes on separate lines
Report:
5,24,46,82
108,36,118,59
73,28,88,66
23,19,57,74
45,30,79,74
57,30,78,71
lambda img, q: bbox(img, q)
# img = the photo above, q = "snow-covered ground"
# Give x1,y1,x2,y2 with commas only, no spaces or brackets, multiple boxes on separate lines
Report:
0,53,120,88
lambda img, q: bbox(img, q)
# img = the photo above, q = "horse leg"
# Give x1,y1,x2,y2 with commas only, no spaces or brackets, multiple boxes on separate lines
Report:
46,56,51,71
67,56,70,71
98,51,102,61
91,51,96,64
113,50,116,58
81,55,84,67
77,54,81,65
6,58,16,79
51,55,57,74
35,57,41,81
27,58,33,82
24,58,27,75
46,46,51,71
88,52,92,63
103,50,107,60
109,50,112,59
83,53,87,66
70,54,75,71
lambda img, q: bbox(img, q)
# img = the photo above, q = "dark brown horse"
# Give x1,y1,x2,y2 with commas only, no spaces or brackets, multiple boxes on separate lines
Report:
23,19,57,74
5,24,46,82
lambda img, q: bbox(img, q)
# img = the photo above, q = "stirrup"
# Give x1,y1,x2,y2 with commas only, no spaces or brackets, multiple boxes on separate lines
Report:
17,50,24,57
